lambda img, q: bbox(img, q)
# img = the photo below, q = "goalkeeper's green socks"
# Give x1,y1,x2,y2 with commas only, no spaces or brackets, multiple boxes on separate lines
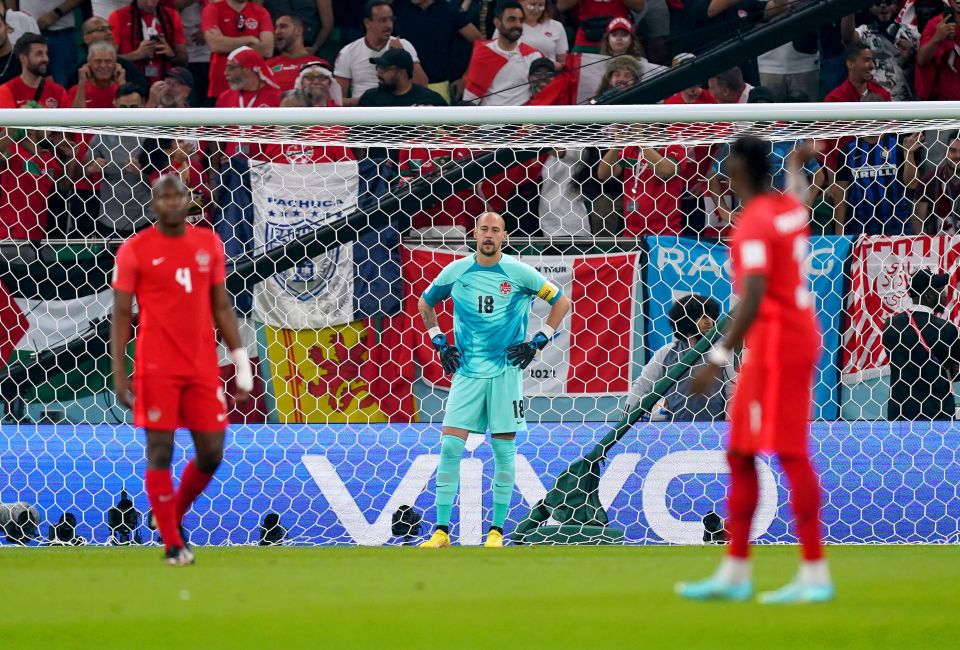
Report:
435,435,466,533
491,437,516,530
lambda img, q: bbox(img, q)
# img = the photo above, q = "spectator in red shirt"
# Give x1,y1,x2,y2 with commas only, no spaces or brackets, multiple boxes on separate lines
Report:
915,134,960,234
556,0,644,53
664,53,717,105
0,33,69,108
266,14,324,92
916,1,960,99
109,0,186,89
0,110,76,240
69,41,125,107
825,42,892,102
202,0,274,99
597,142,689,236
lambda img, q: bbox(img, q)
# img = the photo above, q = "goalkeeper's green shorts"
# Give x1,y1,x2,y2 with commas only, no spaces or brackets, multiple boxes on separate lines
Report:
442,367,527,434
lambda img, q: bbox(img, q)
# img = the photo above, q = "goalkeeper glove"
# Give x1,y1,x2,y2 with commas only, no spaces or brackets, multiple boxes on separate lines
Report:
431,333,461,375
506,331,550,370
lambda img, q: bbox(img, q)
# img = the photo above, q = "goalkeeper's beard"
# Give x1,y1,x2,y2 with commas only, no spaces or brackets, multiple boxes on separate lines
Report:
478,240,499,257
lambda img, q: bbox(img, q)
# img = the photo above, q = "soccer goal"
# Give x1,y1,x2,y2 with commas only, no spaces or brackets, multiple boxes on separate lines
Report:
0,103,958,546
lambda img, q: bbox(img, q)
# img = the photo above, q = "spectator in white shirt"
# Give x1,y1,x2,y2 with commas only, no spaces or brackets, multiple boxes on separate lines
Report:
493,0,567,68
334,0,427,105
462,0,542,106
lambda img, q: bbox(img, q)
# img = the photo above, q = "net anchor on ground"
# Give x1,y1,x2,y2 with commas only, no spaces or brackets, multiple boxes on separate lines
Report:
512,316,729,545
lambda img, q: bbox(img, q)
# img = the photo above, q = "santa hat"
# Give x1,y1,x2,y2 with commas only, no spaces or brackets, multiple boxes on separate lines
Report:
227,46,279,89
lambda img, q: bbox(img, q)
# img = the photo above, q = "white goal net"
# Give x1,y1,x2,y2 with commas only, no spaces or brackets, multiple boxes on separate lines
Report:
0,103,958,546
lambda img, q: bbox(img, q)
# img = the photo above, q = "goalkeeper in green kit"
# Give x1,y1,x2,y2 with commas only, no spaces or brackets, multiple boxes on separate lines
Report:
418,212,571,548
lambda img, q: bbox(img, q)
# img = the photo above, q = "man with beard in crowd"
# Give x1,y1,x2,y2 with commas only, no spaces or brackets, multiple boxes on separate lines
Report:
358,48,446,106
267,14,324,91
462,0,541,106
0,32,69,108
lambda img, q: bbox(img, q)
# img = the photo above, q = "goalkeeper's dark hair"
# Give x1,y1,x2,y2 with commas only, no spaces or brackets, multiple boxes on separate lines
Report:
730,135,773,192
669,294,721,342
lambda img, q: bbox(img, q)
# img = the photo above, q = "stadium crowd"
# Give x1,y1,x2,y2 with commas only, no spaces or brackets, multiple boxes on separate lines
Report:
0,0,958,244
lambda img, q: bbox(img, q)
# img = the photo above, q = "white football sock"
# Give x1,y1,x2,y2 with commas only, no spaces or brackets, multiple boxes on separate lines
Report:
716,556,751,584
798,559,831,586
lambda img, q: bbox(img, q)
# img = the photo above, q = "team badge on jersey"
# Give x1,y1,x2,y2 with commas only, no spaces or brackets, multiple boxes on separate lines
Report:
147,407,162,422
500,281,512,295
245,17,259,30
196,250,211,272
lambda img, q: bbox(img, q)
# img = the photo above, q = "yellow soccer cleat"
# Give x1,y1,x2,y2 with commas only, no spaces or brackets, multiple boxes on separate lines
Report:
484,529,504,548
419,529,451,548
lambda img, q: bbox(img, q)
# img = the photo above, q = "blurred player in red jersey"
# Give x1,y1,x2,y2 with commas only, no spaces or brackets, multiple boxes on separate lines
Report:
111,175,252,566
677,137,834,604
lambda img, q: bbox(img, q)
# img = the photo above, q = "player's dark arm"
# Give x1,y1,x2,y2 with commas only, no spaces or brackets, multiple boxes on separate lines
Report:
211,283,252,402
111,289,135,410
690,274,766,395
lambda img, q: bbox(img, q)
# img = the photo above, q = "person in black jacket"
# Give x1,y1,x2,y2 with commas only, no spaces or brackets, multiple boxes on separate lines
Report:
882,269,960,420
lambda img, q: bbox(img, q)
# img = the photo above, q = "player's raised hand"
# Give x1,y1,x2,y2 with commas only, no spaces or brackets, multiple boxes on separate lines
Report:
431,334,461,375
114,375,135,410
506,332,549,370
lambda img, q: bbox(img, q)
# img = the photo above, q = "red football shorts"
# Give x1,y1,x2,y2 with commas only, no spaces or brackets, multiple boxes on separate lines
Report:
133,374,228,432
728,357,816,457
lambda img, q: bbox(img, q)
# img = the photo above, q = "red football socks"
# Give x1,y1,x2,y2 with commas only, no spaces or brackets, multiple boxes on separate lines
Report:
779,454,825,561
145,468,184,550
175,459,215,522
726,451,759,559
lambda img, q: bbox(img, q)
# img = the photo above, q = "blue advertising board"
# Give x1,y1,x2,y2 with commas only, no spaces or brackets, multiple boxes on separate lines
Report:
1,422,957,546
644,236,852,420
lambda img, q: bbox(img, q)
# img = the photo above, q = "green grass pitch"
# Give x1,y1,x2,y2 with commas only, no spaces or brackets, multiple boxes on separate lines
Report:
0,545,954,649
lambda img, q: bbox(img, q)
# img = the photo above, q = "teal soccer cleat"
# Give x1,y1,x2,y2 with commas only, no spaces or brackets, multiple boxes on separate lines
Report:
675,576,753,602
757,581,836,605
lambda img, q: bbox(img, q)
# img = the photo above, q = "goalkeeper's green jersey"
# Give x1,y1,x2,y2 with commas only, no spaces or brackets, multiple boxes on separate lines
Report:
422,253,562,378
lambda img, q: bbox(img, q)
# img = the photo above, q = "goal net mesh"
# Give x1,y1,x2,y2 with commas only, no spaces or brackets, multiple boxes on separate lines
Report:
0,106,958,546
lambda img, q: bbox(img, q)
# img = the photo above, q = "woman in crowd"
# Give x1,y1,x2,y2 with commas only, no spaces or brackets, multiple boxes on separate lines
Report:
495,0,567,68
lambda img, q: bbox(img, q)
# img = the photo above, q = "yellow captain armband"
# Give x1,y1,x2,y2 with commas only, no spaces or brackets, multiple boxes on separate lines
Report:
536,282,559,302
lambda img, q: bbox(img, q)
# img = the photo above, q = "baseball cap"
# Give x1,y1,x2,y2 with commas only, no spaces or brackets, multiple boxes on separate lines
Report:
164,66,194,87
606,17,634,35
910,269,950,295
528,57,555,76
747,86,776,104
369,48,414,75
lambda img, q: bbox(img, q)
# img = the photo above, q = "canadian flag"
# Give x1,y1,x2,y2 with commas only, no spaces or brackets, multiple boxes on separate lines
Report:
402,246,638,396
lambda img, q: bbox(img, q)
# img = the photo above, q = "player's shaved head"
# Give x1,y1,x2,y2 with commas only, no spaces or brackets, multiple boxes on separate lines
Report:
152,173,190,199
474,212,508,261
476,211,506,229
152,174,191,234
